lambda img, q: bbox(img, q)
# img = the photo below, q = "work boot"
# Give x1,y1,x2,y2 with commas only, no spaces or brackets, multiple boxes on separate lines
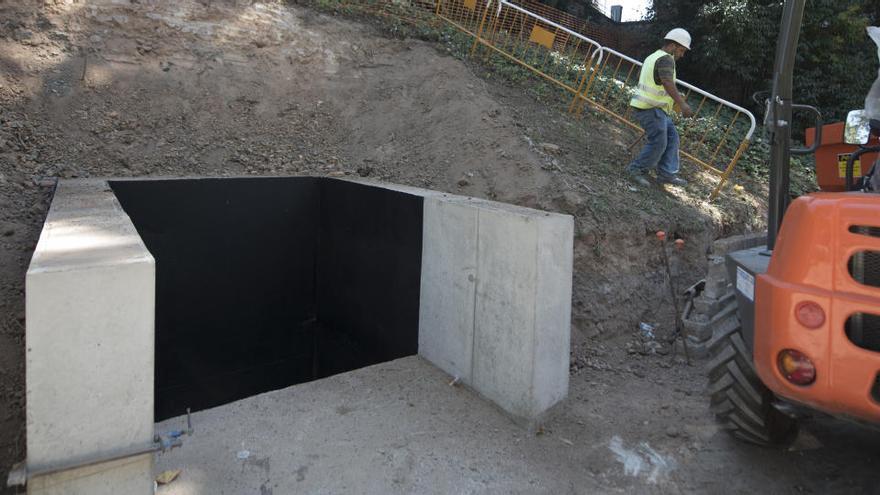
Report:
626,169,650,187
658,175,687,186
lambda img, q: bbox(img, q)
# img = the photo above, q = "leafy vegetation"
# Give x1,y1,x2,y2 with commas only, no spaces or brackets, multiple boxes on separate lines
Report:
647,0,878,131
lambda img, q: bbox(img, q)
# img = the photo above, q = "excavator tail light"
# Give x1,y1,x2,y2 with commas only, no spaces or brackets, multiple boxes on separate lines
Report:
795,301,825,329
778,349,816,386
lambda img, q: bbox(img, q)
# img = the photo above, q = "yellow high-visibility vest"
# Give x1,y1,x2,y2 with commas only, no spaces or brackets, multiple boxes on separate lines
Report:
630,49,676,115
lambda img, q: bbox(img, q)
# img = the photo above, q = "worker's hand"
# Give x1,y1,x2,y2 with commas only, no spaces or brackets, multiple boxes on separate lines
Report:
680,102,694,118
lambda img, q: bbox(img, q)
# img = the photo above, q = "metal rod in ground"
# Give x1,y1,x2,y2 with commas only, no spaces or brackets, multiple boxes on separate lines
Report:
80,52,88,81
658,234,690,364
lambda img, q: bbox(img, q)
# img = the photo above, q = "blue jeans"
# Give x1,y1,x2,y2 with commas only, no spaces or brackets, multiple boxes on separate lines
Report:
627,108,680,178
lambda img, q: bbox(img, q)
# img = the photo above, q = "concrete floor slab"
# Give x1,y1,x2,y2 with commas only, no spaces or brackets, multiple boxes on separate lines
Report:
154,356,601,495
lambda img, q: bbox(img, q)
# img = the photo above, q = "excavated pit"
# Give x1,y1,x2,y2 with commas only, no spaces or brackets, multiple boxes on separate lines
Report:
110,178,423,420
25,176,572,494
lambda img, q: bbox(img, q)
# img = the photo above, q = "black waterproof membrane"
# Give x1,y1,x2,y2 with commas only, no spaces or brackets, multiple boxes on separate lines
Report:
110,178,423,420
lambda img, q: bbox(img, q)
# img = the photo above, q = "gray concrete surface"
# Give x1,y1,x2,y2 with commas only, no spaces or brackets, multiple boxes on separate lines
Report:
418,197,477,382
417,193,573,425
25,180,155,494
154,356,602,495
154,354,880,495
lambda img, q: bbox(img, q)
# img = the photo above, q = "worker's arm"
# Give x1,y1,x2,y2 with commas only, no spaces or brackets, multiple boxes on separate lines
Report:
656,55,694,117
661,79,694,117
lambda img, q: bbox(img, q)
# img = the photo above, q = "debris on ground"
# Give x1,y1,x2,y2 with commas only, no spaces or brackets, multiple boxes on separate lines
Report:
626,322,663,356
155,469,181,485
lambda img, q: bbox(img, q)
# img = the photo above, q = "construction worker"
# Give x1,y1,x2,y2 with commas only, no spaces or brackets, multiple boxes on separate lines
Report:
626,28,695,187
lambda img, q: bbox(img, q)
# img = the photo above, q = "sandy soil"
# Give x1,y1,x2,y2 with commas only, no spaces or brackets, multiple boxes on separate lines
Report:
0,1,875,493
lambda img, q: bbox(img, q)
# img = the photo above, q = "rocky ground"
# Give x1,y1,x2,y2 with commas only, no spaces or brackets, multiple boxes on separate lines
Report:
0,1,877,493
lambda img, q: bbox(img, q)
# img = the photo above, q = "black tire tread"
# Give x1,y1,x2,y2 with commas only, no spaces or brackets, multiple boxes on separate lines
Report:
706,299,798,446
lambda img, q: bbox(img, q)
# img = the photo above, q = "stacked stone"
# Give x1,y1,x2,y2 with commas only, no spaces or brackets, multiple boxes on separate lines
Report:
683,232,766,358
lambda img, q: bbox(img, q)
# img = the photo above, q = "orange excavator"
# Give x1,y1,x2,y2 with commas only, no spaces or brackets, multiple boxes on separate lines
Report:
706,0,880,445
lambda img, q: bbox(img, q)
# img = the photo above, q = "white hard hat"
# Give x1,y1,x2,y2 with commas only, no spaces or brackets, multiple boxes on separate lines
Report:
664,28,692,50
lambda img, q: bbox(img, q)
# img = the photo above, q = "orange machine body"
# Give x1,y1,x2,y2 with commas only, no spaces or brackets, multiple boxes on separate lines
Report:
805,122,880,192
754,193,880,424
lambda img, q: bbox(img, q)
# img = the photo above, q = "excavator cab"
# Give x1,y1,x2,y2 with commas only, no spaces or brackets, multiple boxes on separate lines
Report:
805,111,880,192
841,110,880,192
705,0,880,445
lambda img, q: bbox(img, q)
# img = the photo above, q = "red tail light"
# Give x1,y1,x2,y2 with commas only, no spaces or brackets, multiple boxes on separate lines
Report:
778,349,816,386
795,301,825,329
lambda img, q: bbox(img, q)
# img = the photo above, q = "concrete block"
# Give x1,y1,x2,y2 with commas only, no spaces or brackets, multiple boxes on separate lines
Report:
472,206,572,422
711,232,767,256
416,194,573,424
706,255,728,284
26,181,154,495
683,316,712,342
703,279,731,299
693,294,722,316
693,291,735,317
684,298,739,345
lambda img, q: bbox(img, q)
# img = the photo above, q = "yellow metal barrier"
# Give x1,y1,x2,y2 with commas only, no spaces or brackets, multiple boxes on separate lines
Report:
508,0,618,48
435,0,493,37
572,46,756,200
465,0,604,100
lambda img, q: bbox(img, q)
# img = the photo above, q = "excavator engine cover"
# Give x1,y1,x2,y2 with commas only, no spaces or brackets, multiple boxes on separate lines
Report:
806,122,880,192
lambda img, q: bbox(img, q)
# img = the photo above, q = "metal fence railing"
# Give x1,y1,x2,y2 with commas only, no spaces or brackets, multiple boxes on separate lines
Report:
507,0,618,48
571,46,756,199
435,0,493,37
465,0,604,99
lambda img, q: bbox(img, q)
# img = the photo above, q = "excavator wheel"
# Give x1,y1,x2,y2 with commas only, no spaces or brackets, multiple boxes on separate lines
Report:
706,299,799,446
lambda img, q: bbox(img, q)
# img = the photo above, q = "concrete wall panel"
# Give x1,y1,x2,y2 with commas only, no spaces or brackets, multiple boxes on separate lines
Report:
26,181,155,494
418,197,478,382
472,207,539,419
532,215,573,416
412,192,574,425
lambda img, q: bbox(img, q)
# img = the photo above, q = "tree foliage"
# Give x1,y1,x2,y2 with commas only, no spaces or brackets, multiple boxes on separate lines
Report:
647,0,879,129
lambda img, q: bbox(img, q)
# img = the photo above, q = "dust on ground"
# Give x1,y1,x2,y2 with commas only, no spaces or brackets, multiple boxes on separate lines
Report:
0,1,876,493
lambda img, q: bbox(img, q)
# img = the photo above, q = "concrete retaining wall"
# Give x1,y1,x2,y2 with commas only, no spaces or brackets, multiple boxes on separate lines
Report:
418,195,572,424
23,177,573,492
355,180,574,424
25,181,155,494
